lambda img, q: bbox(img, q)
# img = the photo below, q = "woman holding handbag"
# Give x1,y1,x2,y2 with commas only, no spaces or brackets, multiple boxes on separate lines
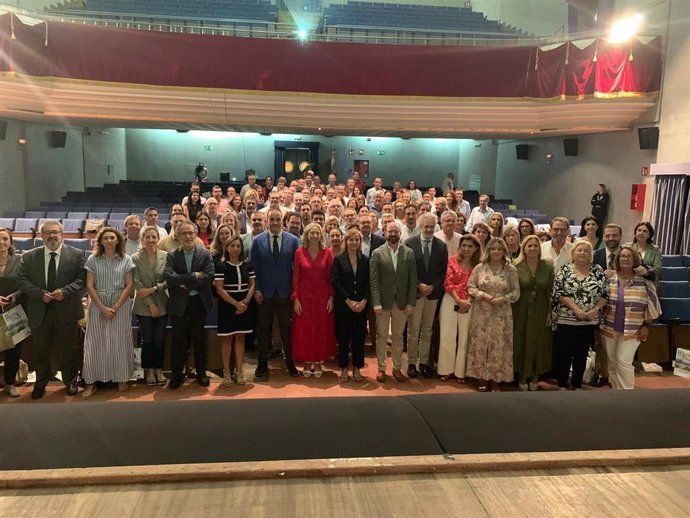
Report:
0,228,23,397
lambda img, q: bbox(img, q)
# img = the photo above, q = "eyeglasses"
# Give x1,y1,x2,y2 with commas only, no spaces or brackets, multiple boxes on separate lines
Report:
42,230,62,236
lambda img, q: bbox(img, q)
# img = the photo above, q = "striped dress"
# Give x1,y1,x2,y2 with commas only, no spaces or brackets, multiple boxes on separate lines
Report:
82,254,136,384
601,274,661,340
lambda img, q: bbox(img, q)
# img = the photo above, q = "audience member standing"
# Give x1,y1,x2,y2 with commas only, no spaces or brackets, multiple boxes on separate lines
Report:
215,235,255,386
629,221,662,285
250,208,300,381
370,221,418,383
541,217,574,272
466,237,520,392
165,221,215,389
291,223,336,378
132,226,169,386
434,210,461,256
465,194,494,231
512,235,554,391
405,213,447,379
0,228,24,397
591,184,610,224
18,221,86,400
123,215,142,256
551,240,608,390
82,228,135,398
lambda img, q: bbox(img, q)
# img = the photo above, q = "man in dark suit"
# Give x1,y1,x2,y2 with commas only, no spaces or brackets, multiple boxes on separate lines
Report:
18,220,86,399
250,208,300,381
164,220,215,389
370,221,418,383
405,212,448,378
358,213,385,348
591,223,623,387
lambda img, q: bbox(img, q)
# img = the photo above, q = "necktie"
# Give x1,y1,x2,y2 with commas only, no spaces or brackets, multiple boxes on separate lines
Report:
47,252,57,292
607,252,615,270
272,235,279,261
423,240,431,270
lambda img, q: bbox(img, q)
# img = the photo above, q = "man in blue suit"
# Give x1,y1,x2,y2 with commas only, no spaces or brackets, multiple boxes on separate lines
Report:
251,208,300,381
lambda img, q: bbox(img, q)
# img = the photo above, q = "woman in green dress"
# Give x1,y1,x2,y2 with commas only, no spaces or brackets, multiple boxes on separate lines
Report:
512,235,554,391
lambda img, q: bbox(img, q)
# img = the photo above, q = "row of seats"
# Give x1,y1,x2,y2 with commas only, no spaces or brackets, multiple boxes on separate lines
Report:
82,0,277,21
3,211,162,220
0,217,169,237
13,237,94,253
659,256,690,322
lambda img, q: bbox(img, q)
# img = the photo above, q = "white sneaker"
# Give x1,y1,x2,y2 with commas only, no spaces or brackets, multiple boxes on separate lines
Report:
223,369,234,387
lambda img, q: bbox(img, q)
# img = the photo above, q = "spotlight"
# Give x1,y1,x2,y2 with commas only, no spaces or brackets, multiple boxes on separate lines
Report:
609,13,643,43
297,29,308,42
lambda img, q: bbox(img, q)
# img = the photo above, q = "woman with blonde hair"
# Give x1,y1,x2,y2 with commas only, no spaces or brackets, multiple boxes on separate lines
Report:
291,222,335,377
551,239,608,389
489,212,504,238
437,233,482,383
209,224,235,263
512,235,554,390
503,226,521,261
466,237,520,391
82,227,135,398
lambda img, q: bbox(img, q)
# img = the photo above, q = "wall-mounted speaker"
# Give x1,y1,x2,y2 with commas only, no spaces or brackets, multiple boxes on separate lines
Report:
49,131,67,148
563,137,579,156
516,144,529,160
0,120,7,141
638,127,659,150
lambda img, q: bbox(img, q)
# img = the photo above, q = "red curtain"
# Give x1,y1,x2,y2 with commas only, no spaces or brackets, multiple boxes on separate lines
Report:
0,13,661,99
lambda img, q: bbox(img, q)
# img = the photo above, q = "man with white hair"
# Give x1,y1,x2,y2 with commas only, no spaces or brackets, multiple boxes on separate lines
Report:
434,210,461,257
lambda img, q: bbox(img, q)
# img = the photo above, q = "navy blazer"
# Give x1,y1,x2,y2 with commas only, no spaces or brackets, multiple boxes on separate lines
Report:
593,247,616,271
332,251,370,308
164,246,215,316
364,233,386,258
250,231,299,299
405,235,448,300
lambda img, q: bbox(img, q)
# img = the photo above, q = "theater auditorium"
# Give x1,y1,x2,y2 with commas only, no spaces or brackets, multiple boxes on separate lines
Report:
1,0,689,515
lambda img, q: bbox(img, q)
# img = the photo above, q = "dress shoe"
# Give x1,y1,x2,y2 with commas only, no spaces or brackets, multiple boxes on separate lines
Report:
392,369,406,382
590,376,609,388
407,364,417,378
168,375,184,390
66,376,80,396
4,385,20,398
419,365,433,379
376,371,386,383
196,375,210,387
31,387,46,400
254,361,269,382
286,361,299,378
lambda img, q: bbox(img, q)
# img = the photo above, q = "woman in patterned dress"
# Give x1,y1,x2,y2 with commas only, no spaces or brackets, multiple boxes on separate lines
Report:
550,239,608,390
82,227,135,399
466,237,520,392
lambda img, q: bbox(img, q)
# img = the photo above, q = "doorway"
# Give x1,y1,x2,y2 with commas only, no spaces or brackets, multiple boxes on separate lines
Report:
354,159,369,179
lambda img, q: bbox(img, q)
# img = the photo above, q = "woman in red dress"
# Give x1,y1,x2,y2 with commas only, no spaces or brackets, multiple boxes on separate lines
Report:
291,222,336,378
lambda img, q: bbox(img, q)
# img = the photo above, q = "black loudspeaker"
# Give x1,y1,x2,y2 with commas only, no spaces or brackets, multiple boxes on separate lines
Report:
49,131,67,148
563,137,579,156
0,120,7,140
516,144,529,160
638,127,659,150
219,173,230,182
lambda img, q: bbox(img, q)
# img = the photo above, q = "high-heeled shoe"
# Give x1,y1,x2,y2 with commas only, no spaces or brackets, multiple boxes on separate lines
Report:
353,368,364,382
339,370,349,382
303,363,313,377
82,385,96,399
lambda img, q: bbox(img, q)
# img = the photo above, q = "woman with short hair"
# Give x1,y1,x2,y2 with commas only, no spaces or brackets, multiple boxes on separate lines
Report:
503,226,521,261
471,222,491,251
82,227,135,398
550,240,608,390
466,237,520,392
629,221,662,285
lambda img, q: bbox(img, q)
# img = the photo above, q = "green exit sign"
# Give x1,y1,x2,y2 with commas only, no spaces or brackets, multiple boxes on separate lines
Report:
204,145,214,151
376,150,385,156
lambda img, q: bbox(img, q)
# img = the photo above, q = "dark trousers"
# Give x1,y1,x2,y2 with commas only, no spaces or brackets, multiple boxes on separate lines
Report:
257,294,292,363
31,307,79,389
554,324,595,388
170,297,208,377
2,343,22,385
367,304,377,347
138,314,168,369
336,309,366,368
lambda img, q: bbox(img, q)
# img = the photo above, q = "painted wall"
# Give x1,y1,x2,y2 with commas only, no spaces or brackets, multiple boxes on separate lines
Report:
473,0,567,37
495,131,656,238
0,119,27,213
125,129,498,191
83,128,127,188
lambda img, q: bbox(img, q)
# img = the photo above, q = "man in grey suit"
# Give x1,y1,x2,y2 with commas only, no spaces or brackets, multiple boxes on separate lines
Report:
18,220,86,399
164,220,215,389
370,221,417,383
405,212,448,379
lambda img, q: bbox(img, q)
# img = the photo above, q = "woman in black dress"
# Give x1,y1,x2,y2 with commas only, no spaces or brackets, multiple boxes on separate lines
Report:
214,235,255,386
332,227,370,382
591,184,610,224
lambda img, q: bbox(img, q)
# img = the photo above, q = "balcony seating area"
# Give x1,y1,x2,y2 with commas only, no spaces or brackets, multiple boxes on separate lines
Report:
323,1,522,35
75,0,278,22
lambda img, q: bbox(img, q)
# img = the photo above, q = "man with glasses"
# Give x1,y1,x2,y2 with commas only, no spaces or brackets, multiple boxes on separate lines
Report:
541,216,574,272
18,221,86,399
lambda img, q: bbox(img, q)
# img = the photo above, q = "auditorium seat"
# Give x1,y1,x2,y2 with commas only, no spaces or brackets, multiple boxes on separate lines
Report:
13,218,38,238
67,211,89,220
33,237,44,248
62,218,85,238
25,211,46,219
662,255,684,267
659,281,690,298
64,238,91,251
3,211,23,219
13,237,33,252
88,212,110,220
109,219,125,232
46,211,67,219
0,218,15,230
661,267,687,281
109,212,130,220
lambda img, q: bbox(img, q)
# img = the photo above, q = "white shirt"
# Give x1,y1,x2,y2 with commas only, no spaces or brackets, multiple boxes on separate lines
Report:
361,234,372,257
541,240,574,273
269,232,283,252
156,225,169,238
434,230,461,257
386,243,399,272
401,224,420,243
465,205,494,232
125,238,141,257
366,186,385,205
43,244,63,286
458,199,471,219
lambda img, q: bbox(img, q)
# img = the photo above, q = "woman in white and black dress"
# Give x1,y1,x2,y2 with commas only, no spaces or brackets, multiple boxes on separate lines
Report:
215,235,255,386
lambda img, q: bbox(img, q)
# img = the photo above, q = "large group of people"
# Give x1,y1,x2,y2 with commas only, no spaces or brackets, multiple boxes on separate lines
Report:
0,173,663,399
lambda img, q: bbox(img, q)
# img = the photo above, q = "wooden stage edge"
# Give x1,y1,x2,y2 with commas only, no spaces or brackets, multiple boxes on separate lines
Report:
2,448,690,489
